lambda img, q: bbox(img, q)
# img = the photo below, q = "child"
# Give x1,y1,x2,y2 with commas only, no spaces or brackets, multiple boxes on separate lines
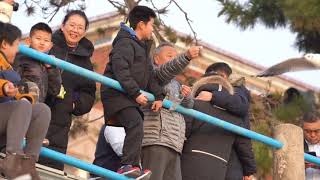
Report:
100,5,164,179
0,21,51,180
14,22,62,103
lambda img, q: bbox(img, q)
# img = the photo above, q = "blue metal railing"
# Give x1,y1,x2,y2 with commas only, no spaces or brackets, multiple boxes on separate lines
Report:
18,44,320,178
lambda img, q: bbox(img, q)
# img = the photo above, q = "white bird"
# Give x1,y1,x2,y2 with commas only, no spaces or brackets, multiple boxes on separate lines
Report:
257,53,320,77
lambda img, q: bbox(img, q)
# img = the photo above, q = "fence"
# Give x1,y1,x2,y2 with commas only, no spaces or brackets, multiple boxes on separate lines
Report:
18,44,320,179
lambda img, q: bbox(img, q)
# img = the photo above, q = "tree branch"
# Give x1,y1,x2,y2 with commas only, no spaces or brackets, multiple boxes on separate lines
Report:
106,0,126,14
171,0,198,44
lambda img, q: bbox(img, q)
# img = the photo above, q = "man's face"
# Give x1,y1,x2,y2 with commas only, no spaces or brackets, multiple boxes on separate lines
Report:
29,30,52,53
154,46,177,66
303,121,320,144
0,38,19,64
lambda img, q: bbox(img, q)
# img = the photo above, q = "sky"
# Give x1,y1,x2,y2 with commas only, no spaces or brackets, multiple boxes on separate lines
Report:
11,0,320,89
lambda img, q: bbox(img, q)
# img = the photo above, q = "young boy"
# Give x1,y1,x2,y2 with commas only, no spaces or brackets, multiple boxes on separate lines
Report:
101,6,164,179
14,22,62,103
0,22,51,180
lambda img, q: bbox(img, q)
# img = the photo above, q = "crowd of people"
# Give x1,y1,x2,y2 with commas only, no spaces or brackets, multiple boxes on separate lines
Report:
0,1,319,180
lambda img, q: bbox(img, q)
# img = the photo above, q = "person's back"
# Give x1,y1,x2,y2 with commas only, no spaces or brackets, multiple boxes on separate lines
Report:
194,63,256,179
14,22,61,103
182,73,243,180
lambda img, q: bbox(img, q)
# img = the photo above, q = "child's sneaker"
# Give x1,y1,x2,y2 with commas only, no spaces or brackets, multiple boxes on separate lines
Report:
136,169,152,180
117,165,140,178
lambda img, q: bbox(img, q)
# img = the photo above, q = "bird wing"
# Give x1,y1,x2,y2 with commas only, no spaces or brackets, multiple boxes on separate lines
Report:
257,57,319,77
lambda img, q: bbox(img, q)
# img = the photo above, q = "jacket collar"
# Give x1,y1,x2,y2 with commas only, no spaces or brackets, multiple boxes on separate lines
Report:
0,50,12,70
120,22,137,39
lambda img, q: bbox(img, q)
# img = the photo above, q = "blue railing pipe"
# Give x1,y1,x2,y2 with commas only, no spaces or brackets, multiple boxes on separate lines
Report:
18,44,320,169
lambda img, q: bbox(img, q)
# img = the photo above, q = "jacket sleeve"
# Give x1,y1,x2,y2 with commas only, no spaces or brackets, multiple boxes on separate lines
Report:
14,57,41,88
111,39,141,100
154,54,190,85
47,68,62,96
147,58,164,101
211,85,250,117
72,62,96,116
233,136,257,176
0,79,9,97
15,92,35,104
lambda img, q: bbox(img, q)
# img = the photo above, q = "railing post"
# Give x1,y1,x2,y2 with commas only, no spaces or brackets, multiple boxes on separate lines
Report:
273,124,305,180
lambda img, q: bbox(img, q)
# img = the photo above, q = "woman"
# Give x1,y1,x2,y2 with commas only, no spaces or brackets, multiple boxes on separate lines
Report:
39,10,96,170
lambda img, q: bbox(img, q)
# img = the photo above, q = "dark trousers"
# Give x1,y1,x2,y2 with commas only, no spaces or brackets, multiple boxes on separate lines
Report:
142,145,182,180
38,99,73,170
115,107,143,167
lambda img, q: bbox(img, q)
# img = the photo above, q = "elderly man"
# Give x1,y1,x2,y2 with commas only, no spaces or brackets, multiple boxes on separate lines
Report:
303,111,320,180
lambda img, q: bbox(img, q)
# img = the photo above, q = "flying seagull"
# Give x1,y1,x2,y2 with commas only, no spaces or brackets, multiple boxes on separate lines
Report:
257,54,320,77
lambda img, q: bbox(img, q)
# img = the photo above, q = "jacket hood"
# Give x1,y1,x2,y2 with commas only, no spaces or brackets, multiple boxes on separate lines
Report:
112,22,138,46
191,75,234,98
112,22,154,55
52,29,94,57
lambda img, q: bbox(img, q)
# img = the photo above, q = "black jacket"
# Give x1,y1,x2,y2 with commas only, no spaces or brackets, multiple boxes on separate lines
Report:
101,26,164,118
182,100,243,180
182,76,243,180
213,85,257,177
47,30,96,116
13,53,61,103
38,30,96,170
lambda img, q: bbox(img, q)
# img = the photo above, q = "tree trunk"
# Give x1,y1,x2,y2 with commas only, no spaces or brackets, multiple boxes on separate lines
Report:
124,0,137,11
273,123,305,180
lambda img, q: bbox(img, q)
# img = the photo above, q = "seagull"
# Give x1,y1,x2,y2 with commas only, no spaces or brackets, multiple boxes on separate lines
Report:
257,54,320,77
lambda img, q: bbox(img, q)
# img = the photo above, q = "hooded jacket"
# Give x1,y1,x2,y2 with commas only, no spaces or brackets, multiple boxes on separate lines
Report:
101,23,164,118
182,75,244,180
46,29,96,116
38,30,96,170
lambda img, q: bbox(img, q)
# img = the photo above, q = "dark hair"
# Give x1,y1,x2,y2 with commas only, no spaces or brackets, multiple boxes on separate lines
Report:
62,10,89,30
205,62,232,77
128,6,156,30
30,22,52,36
0,22,21,45
303,111,320,123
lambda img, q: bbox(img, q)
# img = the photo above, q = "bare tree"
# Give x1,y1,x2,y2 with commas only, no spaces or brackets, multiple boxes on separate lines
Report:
21,0,198,44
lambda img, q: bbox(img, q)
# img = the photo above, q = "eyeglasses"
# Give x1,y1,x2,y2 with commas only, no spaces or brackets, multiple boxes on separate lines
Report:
304,129,320,134
66,23,85,32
